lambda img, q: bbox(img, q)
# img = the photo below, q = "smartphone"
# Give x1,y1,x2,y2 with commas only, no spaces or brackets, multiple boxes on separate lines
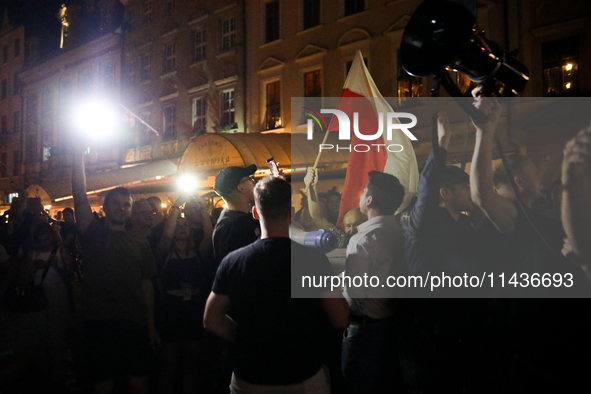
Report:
267,158,279,176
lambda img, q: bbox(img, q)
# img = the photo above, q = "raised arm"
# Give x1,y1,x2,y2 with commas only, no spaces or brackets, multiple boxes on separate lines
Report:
407,113,453,231
71,150,94,235
156,202,180,261
303,168,332,230
562,128,591,258
195,194,213,255
469,93,517,235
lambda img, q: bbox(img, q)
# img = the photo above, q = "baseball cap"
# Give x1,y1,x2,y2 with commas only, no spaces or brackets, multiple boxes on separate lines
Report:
441,165,469,188
213,164,258,197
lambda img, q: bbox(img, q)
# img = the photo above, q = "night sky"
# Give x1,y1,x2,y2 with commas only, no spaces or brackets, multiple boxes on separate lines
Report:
0,0,66,46
0,0,109,60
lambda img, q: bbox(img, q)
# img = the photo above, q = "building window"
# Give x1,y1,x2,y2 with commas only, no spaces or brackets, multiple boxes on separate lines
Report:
14,38,20,57
43,145,51,161
220,89,235,128
167,0,176,11
303,0,320,30
138,112,151,145
265,81,281,130
344,0,364,16
221,17,236,51
2,46,7,63
140,53,151,81
142,1,152,23
12,111,20,134
304,70,322,97
301,70,322,124
542,36,579,96
1,153,6,178
12,150,19,177
1,80,6,100
163,105,177,141
6,192,18,203
164,42,176,73
1,115,7,134
193,97,207,134
265,1,280,43
192,29,206,63
397,50,422,104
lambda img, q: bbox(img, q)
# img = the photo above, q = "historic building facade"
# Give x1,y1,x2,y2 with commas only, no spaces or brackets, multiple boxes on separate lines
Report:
0,0,589,213
0,12,25,208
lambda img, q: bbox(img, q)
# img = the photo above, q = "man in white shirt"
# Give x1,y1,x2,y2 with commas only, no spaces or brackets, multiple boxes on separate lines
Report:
342,171,407,394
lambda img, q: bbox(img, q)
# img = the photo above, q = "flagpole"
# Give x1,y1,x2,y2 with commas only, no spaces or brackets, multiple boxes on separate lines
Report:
119,103,161,137
303,128,331,194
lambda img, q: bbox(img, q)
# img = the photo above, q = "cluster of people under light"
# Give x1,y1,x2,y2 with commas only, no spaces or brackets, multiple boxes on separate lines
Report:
1,93,591,394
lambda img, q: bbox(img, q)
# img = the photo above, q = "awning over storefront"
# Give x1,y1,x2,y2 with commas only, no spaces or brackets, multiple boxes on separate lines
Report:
178,132,350,175
26,159,178,202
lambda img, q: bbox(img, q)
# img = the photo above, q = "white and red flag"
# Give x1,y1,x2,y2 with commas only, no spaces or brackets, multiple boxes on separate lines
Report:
331,51,419,228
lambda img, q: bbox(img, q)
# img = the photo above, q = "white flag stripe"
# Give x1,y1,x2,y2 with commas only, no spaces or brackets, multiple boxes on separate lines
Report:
345,51,419,212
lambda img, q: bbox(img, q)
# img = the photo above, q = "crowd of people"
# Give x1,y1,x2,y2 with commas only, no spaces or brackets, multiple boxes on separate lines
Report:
1,92,591,394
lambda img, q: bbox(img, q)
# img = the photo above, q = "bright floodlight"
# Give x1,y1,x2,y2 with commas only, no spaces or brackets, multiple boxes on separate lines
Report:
178,174,197,192
72,99,118,138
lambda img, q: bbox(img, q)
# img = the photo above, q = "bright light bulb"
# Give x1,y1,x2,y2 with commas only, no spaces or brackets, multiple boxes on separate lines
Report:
178,174,197,192
156,176,162,180
566,83,572,89
161,203,167,208
72,99,118,139
565,63,573,71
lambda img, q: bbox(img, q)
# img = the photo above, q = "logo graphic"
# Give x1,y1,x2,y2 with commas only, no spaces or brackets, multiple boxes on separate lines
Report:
303,107,417,153
302,107,328,133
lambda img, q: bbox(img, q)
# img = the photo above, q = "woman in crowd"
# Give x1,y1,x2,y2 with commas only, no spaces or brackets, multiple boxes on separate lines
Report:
155,194,214,394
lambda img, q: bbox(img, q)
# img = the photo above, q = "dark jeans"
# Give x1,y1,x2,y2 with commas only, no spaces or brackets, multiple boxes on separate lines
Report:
341,316,404,394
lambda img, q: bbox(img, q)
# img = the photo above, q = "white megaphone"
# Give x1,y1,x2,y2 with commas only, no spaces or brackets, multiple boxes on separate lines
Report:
289,224,337,253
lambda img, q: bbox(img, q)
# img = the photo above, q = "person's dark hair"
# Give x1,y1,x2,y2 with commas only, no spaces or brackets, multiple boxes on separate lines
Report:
104,187,133,208
493,154,530,189
147,196,161,204
365,171,405,215
62,207,74,215
254,176,291,221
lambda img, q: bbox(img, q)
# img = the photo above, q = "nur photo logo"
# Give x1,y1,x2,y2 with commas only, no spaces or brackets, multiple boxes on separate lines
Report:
303,107,418,153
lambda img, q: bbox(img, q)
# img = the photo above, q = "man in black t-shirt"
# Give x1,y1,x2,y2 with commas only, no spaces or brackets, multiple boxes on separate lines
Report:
212,165,261,265
204,176,349,393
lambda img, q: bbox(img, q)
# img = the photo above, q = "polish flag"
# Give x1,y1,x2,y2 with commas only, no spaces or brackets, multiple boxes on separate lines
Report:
332,51,419,228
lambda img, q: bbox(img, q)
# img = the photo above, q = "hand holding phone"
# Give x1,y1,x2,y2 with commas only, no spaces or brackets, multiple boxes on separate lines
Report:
267,158,279,177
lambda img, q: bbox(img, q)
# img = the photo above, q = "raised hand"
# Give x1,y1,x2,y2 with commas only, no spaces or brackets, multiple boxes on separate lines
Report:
437,112,452,149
